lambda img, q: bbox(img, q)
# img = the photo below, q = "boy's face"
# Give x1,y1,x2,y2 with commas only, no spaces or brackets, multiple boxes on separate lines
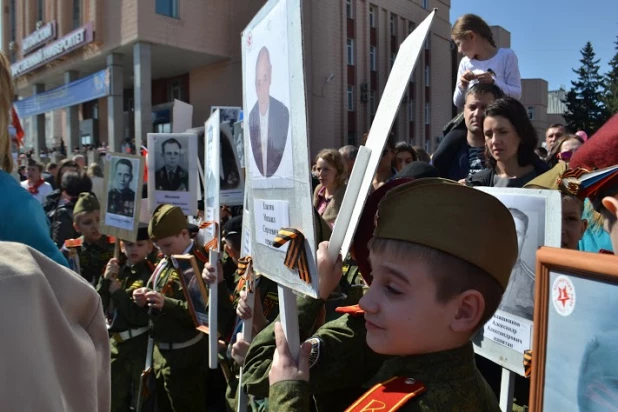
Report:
122,240,153,265
562,196,587,250
360,249,454,356
74,211,101,242
154,231,190,257
601,195,618,252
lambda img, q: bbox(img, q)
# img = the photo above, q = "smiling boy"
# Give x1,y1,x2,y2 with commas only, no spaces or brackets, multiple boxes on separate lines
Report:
267,178,519,411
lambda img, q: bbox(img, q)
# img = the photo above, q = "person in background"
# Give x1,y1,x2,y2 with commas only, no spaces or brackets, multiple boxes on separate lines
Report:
466,97,549,188
87,162,105,201
546,134,584,168
50,171,92,248
452,14,521,109
18,165,27,181
0,51,68,267
412,146,431,163
339,145,358,180
545,123,567,152
313,148,347,227
575,130,588,142
393,142,418,172
73,154,86,170
21,159,53,204
42,162,56,188
43,159,80,216
363,133,397,191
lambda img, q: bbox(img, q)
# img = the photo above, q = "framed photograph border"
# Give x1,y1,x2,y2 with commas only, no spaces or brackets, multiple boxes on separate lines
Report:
530,247,618,411
100,152,144,242
204,109,221,252
172,254,213,336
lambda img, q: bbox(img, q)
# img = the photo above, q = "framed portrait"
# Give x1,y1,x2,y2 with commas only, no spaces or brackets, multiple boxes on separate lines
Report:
172,254,211,335
530,247,618,412
233,120,245,169
241,0,318,297
204,109,221,251
211,106,242,125
100,152,144,241
147,132,198,216
472,187,562,376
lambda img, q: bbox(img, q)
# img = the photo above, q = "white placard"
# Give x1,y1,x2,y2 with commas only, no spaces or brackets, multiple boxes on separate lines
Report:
147,133,198,216
253,199,289,251
204,110,221,251
482,310,532,355
172,99,193,133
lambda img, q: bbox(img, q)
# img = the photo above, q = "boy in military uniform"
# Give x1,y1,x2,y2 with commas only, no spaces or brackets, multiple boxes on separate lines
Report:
62,192,115,285
132,204,209,411
107,158,136,217
97,223,154,412
267,178,519,411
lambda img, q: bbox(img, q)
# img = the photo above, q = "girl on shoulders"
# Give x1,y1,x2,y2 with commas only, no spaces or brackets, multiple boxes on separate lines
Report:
452,14,521,109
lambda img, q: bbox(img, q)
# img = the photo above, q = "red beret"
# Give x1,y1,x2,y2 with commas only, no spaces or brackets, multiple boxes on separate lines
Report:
571,114,618,171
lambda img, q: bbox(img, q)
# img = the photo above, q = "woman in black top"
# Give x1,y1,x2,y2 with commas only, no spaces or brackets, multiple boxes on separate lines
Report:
467,97,548,188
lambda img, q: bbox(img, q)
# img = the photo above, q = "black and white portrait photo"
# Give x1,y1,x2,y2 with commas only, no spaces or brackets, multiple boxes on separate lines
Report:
147,132,198,216
107,158,137,218
211,106,242,125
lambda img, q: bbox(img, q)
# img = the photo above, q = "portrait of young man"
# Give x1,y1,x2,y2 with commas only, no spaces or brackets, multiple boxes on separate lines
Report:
155,137,189,191
107,158,136,217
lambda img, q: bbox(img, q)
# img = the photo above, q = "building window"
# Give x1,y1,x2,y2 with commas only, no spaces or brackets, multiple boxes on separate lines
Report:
390,14,397,36
347,39,355,65
409,21,416,34
528,106,535,120
425,34,431,50
369,90,376,116
347,86,354,112
156,0,179,18
37,0,44,22
369,6,375,28
73,0,81,29
425,103,430,125
347,131,357,145
346,0,353,19
391,53,396,68
408,99,415,121
425,65,430,86
422,0,428,9
369,46,376,71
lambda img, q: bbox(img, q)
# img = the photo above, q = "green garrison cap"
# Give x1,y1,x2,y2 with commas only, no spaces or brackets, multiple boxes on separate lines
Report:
73,192,100,216
148,204,187,240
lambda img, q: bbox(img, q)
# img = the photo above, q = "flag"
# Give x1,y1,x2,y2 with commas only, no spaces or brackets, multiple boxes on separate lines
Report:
141,146,148,182
11,107,24,148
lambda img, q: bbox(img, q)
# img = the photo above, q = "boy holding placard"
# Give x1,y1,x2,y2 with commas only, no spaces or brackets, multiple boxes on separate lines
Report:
97,223,154,412
267,179,518,411
62,192,115,285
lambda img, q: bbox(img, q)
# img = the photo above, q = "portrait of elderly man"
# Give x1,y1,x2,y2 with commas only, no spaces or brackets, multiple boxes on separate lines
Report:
249,46,290,178
155,138,189,191
107,159,136,217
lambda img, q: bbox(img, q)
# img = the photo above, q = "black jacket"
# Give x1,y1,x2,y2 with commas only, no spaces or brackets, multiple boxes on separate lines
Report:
466,157,550,188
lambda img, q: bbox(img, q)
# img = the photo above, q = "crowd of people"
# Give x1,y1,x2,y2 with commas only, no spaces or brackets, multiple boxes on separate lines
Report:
0,11,617,412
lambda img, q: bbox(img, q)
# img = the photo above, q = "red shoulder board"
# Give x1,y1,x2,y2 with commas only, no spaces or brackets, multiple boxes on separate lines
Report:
345,377,426,412
336,304,365,317
193,248,208,264
108,236,117,244
64,238,83,248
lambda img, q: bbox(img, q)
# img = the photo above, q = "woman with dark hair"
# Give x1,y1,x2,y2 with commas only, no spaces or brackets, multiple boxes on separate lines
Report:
467,97,548,187
43,159,80,216
393,142,418,172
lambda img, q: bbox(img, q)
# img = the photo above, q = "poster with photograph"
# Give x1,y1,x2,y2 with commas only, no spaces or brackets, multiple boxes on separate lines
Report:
233,120,245,169
172,254,210,334
100,152,144,241
241,0,318,297
472,187,561,376
531,248,618,412
220,122,244,206
147,132,198,216
211,106,242,125
204,110,221,250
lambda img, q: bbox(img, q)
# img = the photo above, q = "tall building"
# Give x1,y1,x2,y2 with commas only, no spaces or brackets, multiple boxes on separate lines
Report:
4,0,452,158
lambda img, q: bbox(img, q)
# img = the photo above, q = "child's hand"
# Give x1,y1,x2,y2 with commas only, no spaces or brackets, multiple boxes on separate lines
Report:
476,71,494,84
133,287,149,307
460,70,476,88
269,322,312,386
145,290,165,309
104,258,120,280
317,241,342,301
231,333,251,366
237,289,268,334
202,260,224,285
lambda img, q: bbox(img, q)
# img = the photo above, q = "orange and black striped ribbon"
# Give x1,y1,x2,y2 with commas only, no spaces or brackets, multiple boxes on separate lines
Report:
523,350,532,378
200,221,219,251
272,228,311,284
237,256,254,293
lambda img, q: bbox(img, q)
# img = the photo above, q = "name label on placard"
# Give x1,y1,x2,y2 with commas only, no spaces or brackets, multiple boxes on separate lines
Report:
254,199,289,251
483,311,532,354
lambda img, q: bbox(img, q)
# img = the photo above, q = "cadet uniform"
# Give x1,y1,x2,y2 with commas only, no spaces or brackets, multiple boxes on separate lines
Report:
62,193,115,285
107,187,136,217
97,224,154,412
267,178,519,411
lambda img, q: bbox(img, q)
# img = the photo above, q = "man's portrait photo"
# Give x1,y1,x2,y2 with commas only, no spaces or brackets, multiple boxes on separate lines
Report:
499,207,536,320
155,137,189,191
107,158,136,217
249,46,290,178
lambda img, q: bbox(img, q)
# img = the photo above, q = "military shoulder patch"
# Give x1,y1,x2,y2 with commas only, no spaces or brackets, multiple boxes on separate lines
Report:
335,304,365,317
306,337,321,369
64,238,83,248
345,377,426,412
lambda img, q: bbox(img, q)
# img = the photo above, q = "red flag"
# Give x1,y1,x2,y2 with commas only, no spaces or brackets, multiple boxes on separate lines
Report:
11,107,24,148
141,146,148,182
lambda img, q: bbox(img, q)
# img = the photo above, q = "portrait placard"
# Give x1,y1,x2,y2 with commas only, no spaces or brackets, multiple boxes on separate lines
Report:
241,0,318,297
220,122,244,206
531,248,618,412
211,106,242,125
100,152,144,241
172,254,210,334
472,187,561,376
204,109,221,251
147,133,198,216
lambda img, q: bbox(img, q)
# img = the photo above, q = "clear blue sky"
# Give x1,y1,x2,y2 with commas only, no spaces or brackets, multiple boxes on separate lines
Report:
451,0,618,91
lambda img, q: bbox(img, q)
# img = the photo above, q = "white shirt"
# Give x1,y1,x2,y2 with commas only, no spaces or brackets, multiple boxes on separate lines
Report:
453,48,521,109
259,106,269,174
21,180,53,204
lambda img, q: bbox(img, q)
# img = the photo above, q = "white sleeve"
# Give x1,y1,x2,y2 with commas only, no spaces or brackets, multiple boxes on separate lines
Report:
453,59,467,109
493,50,522,100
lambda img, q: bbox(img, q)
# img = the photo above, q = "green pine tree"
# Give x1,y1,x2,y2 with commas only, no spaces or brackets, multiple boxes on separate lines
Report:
563,42,607,134
602,36,618,117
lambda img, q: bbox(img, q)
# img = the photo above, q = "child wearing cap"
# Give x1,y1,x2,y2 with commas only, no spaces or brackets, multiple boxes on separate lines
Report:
267,178,519,411
97,223,155,412
62,192,115,285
